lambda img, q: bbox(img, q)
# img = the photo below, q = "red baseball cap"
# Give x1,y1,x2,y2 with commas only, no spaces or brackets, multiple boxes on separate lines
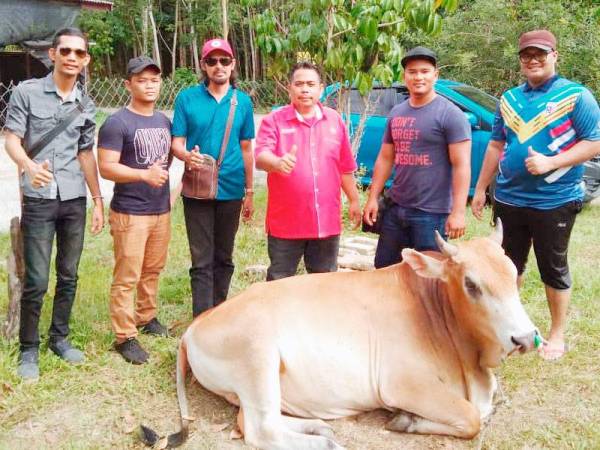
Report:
518,30,556,52
201,39,234,59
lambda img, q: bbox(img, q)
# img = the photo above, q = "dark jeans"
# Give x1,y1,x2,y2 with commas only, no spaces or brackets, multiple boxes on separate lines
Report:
19,196,86,351
374,203,448,269
266,235,340,281
183,197,242,317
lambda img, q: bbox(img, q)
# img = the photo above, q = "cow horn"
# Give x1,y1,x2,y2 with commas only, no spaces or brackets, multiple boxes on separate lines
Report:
489,218,503,245
435,230,458,257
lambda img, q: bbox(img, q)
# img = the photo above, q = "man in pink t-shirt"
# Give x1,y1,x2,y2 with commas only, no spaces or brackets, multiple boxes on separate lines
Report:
255,62,361,280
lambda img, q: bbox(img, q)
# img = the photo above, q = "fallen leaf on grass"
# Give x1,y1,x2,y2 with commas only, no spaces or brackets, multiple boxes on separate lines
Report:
121,411,137,434
229,426,243,440
210,422,229,432
155,436,168,449
44,431,60,445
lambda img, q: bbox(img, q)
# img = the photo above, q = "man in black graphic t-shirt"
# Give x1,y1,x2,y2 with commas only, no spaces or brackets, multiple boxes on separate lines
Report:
98,57,172,364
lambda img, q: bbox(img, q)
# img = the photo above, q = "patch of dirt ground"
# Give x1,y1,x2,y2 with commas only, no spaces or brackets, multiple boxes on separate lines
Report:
1,363,598,449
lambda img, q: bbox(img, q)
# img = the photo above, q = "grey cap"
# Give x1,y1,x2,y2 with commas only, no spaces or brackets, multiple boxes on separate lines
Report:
401,46,437,68
127,56,161,76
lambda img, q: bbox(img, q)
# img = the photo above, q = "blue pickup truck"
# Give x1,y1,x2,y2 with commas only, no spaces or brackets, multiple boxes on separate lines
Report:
322,80,600,202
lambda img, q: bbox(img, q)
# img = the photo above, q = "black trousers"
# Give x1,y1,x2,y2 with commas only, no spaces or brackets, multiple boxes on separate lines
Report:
266,235,340,281
183,197,242,317
19,196,86,351
493,199,582,290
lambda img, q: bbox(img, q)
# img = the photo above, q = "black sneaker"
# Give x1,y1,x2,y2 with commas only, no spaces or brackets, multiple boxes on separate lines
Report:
114,338,149,364
140,318,168,337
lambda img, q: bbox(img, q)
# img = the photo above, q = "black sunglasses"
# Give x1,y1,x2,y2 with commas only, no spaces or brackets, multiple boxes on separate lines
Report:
204,57,233,67
58,47,88,59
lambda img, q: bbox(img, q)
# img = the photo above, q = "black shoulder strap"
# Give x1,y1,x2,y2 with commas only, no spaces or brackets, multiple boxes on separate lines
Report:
26,97,89,160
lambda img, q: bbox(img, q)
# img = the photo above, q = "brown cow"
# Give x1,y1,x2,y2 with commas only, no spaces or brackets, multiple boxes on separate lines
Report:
143,222,539,449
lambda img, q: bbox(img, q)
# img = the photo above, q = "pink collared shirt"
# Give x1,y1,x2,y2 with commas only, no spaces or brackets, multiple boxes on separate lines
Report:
255,103,357,239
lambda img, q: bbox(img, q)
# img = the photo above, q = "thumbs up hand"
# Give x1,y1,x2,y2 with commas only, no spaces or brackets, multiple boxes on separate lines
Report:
277,144,297,174
525,145,555,175
28,159,54,189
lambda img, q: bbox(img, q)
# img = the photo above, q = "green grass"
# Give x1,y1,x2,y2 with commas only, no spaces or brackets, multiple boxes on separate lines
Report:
0,191,599,449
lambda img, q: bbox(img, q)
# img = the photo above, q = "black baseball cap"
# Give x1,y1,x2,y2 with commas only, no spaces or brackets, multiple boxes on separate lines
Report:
126,56,161,76
401,46,437,68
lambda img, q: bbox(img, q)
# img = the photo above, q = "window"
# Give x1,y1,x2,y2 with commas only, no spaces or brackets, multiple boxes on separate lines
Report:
449,85,498,113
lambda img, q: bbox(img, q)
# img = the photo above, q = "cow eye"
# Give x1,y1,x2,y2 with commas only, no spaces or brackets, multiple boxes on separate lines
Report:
464,276,482,298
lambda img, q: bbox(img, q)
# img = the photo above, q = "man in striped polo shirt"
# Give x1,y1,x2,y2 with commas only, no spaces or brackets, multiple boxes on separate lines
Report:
472,29,600,360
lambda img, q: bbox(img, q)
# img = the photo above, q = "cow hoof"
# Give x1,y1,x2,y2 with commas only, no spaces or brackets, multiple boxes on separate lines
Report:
386,412,414,432
309,426,335,439
325,439,346,450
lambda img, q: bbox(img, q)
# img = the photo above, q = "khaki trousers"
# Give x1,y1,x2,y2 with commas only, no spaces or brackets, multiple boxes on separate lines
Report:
109,210,170,343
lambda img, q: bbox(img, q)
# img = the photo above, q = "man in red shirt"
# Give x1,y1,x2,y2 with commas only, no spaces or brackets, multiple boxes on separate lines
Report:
255,61,361,280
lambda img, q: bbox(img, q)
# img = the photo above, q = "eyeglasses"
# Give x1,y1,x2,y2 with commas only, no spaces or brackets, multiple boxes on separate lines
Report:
203,57,233,67
58,47,88,59
519,51,551,64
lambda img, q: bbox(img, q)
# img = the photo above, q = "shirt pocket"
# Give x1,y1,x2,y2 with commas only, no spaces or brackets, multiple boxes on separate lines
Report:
28,107,55,138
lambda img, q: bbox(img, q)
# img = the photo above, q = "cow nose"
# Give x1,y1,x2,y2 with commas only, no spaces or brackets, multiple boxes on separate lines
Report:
511,330,538,353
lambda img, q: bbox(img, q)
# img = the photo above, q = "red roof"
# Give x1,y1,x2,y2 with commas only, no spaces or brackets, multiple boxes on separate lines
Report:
56,0,113,11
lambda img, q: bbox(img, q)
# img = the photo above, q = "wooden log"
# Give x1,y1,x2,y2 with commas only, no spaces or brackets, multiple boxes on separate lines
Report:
2,216,24,340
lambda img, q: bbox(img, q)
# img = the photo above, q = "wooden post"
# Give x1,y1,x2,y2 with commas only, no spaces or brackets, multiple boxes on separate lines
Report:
2,217,24,340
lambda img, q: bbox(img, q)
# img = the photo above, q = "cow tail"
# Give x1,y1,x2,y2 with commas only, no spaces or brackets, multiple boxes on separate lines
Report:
140,338,193,448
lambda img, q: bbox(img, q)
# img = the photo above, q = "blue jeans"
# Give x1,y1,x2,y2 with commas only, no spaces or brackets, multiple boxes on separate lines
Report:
266,235,340,281
374,203,448,269
19,196,87,351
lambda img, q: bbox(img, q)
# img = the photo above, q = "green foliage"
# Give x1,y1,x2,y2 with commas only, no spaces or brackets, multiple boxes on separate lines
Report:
419,0,600,97
172,67,198,84
253,0,459,93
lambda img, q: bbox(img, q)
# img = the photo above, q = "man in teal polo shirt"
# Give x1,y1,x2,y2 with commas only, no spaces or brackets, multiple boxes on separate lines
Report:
171,38,255,317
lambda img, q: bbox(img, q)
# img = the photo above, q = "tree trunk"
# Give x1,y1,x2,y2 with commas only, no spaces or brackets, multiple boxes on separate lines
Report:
142,2,149,55
2,217,24,340
222,0,229,40
183,0,200,75
148,1,162,67
240,19,249,79
179,15,186,67
105,53,112,76
247,5,257,82
172,0,179,77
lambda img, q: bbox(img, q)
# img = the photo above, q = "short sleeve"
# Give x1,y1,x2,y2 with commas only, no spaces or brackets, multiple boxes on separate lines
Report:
78,98,97,151
443,103,471,144
382,116,394,144
337,114,357,173
4,84,29,138
239,96,255,141
97,114,125,152
571,88,600,141
171,92,188,137
254,111,279,157
490,101,506,142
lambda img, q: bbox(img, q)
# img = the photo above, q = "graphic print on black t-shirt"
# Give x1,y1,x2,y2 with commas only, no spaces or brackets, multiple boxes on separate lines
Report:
134,128,171,166
389,116,432,166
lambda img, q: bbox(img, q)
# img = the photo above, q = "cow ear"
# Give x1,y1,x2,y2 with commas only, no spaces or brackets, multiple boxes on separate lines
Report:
402,249,446,280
